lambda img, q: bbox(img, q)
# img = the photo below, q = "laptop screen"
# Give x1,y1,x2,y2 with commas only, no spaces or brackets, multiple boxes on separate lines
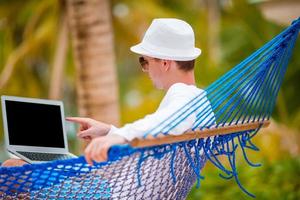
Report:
5,100,65,148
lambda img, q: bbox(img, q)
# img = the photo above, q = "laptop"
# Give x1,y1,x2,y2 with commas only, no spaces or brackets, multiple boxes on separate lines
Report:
1,95,77,164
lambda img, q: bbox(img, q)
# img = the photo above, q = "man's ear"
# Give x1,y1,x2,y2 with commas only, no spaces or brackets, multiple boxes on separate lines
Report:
162,60,171,72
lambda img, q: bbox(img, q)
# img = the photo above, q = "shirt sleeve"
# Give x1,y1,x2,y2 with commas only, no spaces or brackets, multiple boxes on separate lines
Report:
107,95,197,141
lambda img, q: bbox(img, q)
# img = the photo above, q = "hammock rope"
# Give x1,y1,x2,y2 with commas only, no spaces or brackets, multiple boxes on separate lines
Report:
132,17,300,147
0,17,299,199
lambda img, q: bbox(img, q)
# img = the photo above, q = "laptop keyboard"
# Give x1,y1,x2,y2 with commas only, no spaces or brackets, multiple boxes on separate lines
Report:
16,151,74,161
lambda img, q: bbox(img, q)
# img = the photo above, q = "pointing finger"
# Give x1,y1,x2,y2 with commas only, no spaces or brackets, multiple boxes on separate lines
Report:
66,117,89,125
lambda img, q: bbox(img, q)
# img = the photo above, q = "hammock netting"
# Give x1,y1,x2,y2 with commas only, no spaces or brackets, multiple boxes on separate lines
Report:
1,18,299,199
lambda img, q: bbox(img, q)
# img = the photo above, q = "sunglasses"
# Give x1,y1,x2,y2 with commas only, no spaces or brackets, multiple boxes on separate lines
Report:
139,56,149,72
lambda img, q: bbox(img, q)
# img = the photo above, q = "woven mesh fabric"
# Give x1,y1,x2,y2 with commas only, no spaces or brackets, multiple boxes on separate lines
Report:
0,144,204,199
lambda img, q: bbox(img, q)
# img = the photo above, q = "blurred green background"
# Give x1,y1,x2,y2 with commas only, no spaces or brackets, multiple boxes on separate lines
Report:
0,0,299,199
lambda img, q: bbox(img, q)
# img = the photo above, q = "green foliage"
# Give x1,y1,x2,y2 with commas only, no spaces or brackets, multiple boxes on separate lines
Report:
219,0,300,127
0,0,76,159
187,157,300,200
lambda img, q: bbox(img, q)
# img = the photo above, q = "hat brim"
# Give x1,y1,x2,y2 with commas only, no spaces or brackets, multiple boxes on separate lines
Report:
130,43,201,61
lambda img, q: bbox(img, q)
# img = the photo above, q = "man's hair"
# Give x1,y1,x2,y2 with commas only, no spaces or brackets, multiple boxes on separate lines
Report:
154,58,195,72
175,60,195,72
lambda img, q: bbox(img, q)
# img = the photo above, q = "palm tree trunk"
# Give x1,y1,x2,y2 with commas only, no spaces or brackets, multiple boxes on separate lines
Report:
49,0,68,100
66,0,120,125
205,0,221,66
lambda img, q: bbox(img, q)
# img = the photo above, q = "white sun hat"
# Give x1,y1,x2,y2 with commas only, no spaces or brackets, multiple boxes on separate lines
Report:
130,18,201,61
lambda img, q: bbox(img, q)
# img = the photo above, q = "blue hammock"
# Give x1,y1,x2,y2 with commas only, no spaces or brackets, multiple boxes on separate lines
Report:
0,18,299,199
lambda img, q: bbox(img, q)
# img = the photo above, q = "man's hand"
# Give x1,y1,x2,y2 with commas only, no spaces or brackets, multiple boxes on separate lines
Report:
84,134,127,165
1,159,27,167
66,117,111,142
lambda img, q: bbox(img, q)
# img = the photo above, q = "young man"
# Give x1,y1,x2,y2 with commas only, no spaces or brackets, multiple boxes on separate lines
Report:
67,18,214,165
2,18,214,167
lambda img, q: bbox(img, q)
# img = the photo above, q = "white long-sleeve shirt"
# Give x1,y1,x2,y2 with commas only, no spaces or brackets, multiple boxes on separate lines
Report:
108,83,215,141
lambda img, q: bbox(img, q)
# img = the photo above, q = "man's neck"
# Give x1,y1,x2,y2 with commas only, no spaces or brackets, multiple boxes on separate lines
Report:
164,70,196,90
